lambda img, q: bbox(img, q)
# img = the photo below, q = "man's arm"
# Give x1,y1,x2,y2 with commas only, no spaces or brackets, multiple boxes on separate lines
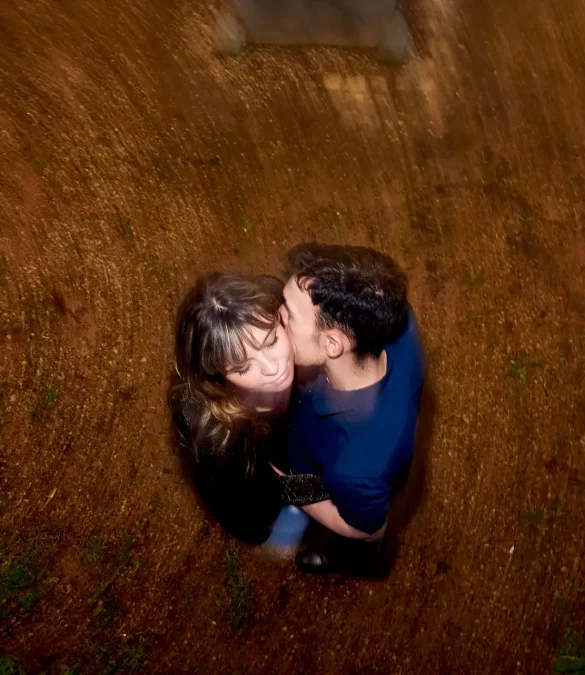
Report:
270,462,387,540
301,499,386,542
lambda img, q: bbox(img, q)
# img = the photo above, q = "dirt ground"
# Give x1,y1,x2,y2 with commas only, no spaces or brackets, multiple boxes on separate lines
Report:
1,0,585,672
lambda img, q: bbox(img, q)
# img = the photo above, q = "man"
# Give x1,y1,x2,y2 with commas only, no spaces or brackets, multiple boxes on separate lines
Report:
280,243,425,573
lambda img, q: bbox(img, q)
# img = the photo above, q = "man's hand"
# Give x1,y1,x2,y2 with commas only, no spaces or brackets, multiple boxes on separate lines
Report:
301,500,385,541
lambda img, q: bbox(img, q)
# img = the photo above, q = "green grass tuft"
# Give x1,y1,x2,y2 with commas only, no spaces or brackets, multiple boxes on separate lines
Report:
239,218,253,237
99,597,120,626
554,627,585,673
0,412,10,434
0,530,58,618
43,382,59,408
116,210,133,237
84,536,106,563
117,642,146,672
149,495,163,513
465,268,485,290
522,506,545,524
1,555,39,592
224,547,254,633
0,655,27,675
60,665,81,675
507,353,542,385
88,638,148,674
17,588,41,612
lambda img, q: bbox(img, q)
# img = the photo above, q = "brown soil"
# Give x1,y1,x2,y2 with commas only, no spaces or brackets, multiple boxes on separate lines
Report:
1,0,585,672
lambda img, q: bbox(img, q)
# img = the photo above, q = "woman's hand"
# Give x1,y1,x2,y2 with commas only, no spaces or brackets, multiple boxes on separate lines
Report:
269,462,286,476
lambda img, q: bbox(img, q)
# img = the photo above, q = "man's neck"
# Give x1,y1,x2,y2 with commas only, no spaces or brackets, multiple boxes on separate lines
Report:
325,350,387,392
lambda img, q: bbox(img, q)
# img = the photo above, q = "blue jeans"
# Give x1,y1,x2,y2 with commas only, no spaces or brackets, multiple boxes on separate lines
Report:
263,505,310,551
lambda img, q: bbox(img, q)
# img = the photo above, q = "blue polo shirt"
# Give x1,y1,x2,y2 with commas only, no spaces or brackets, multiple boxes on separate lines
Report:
287,310,425,535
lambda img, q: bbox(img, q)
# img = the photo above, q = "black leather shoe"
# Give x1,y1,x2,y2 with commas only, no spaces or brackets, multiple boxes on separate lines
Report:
295,549,332,574
297,539,394,578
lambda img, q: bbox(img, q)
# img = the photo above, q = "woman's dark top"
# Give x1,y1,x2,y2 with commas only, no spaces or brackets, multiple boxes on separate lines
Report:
170,383,329,544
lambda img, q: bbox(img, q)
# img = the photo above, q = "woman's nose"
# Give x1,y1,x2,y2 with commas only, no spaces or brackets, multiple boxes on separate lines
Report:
260,356,279,377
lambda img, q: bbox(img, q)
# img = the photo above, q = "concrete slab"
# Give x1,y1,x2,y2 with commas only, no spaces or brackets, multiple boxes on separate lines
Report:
213,0,411,63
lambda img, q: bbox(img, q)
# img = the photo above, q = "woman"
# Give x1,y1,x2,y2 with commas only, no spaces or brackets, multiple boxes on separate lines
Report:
169,272,328,544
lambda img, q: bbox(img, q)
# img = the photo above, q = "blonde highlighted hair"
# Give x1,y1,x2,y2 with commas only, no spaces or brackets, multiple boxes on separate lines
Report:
173,272,283,463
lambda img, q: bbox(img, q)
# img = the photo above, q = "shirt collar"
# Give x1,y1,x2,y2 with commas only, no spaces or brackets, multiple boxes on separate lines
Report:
311,349,394,417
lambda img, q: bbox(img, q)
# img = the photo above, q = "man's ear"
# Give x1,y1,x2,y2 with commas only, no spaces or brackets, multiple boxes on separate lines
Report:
323,329,347,359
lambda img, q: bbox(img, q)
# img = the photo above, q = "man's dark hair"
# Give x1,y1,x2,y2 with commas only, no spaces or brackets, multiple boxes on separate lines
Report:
287,243,409,360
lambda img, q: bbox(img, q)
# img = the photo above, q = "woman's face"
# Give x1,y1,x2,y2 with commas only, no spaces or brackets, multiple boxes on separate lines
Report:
224,321,294,393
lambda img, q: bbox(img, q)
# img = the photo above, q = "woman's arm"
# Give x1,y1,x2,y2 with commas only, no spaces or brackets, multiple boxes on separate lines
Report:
278,472,330,506
269,462,330,507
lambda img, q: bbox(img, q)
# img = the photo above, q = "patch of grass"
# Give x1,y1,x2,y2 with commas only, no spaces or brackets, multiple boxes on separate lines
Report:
84,536,106,563
518,205,534,226
0,655,27,674
90,535,140,607
153,156,180,180
115,536,133,569
224,547,254,633
43,382,59,408
149,495,163,513
0,412,10,434
522,506,545,524
554,627,585,673
31,156,46,176
550,498,565,516
96,639,148,675
553,597,572,615
507,353,542,385
116,210,133,237
1,555,40,592
114,535,140,575
508,358,529,384
94,575,113,602
464,268,485,290
17,587,41,612
0,530,58,618
42,298,59,319
468,309,484,324
25,344,36,369
26,529,60,559
238,218,253,237
117,641,147,672
98,597,119,627
60,665,81,675
85,640,116,668
0,555,41,618
94,133,109,146
86,637,148,674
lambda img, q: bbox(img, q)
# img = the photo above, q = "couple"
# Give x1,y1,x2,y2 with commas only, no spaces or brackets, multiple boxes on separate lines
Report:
170,243,425,575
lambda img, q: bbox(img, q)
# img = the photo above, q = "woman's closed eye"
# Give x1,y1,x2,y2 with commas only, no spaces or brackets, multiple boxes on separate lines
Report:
264,333,278,349
228,361,251,376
